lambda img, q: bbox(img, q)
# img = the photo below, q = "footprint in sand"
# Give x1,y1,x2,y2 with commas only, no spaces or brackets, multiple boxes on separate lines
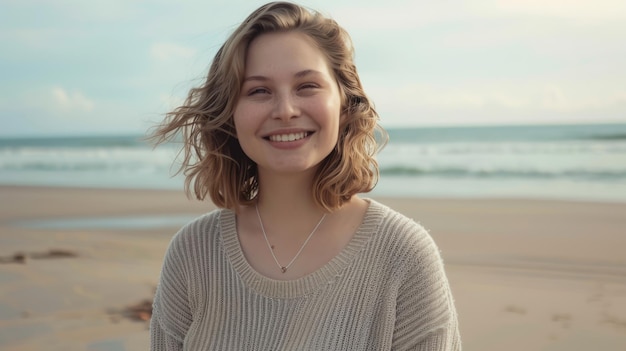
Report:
504,305,527,315
551,313,572,329
0,249,78,264
600,312,626,331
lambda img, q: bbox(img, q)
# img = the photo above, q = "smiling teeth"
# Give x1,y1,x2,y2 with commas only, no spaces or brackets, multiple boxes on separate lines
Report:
269,132,308,142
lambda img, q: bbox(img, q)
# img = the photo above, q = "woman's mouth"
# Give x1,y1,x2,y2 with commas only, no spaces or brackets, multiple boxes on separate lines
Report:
267,131,311,142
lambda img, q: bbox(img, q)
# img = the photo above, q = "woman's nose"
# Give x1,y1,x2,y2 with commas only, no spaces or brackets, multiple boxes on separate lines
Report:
271,93,300,121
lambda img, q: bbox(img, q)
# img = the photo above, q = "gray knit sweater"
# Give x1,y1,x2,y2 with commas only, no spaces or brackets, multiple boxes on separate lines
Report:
150,199,461,350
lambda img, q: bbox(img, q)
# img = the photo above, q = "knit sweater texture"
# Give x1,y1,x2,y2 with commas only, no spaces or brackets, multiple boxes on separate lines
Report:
150,199,461,350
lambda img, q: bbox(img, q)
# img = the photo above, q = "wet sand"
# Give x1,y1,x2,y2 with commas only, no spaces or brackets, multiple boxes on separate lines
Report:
1,186,625,350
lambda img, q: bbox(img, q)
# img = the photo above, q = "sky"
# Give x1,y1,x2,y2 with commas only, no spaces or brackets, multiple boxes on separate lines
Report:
1,0,625,137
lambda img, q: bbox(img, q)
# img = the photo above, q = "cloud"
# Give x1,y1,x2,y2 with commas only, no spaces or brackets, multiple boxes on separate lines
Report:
366,81,626,126
51,87,94,113
492,0,626,20
150,42,197,62
159,93,185,111
330,2,474,30
540,86,626,112
330,0,626,33
1,0,625,136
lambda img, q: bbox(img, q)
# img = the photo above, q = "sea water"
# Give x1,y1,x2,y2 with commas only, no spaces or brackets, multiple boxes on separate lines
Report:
1,123,626,203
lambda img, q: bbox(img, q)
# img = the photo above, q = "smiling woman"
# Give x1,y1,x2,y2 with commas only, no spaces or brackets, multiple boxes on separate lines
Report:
234,31,342,177
148,2,460,350
149,4,382,211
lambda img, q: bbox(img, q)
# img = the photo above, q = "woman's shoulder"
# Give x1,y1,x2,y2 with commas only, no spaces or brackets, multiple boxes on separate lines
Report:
367,199,431,242
366,199,442,270
167,208,228,249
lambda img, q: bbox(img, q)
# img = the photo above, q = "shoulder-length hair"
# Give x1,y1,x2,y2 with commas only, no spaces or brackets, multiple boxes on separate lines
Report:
150,1,387,211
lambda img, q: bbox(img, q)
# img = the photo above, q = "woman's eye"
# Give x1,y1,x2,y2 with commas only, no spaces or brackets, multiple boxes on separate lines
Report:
299,83,319,90
248,87,269,95
297,83,321,94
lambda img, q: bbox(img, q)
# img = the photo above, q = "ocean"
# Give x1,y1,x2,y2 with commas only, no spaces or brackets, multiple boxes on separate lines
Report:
2,123,626,203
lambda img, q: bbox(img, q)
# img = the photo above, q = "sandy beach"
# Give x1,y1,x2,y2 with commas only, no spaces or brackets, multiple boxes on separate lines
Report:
0,185,625,350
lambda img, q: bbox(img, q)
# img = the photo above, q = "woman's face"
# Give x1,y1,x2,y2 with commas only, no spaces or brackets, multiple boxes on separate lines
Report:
233,31,342,179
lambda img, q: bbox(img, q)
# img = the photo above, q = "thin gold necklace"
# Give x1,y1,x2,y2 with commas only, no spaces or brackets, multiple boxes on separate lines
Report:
255,204,327,273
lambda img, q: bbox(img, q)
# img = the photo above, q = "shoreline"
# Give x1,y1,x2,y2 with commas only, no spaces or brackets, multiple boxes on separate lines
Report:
1,185,625,350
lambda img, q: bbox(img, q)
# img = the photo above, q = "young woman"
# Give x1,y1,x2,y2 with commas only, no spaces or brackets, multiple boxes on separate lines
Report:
150,2,461,350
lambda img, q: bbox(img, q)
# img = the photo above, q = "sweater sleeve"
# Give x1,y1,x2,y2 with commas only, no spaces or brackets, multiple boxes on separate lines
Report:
392,226,461,351
150,230,194,351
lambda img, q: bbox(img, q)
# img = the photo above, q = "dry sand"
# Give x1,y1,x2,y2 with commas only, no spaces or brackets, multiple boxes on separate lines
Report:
0,186,625,350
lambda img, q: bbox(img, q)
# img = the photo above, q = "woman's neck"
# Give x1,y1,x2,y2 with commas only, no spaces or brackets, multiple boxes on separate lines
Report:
253,169,329,239
256,170,319,213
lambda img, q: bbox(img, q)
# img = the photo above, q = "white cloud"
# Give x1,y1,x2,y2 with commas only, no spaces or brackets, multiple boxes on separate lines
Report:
4,0,139,22
540,87,626,112
331,0,626,33
330,1,474,30
1,0,625,136
51,87,94,112
366,81,626,126
159,93,185,111
367,82,526,110
151,42,196,62
492,0,626,20
541,86,568,111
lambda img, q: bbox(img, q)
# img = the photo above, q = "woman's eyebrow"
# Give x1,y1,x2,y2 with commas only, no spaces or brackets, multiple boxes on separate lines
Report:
242,75,269,83
243,69,323,83
294,69,322,78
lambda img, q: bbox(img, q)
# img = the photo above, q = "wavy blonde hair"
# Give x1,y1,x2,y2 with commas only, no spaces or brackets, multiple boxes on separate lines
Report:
150,1,387,211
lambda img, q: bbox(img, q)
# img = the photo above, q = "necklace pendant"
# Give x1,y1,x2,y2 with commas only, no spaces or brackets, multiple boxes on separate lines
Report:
256,204,326,276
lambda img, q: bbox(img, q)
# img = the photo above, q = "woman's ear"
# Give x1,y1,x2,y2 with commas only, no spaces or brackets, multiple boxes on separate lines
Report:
339,110,349,129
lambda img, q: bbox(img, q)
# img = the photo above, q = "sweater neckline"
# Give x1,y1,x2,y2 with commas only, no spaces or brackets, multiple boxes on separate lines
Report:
219,199,386,299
